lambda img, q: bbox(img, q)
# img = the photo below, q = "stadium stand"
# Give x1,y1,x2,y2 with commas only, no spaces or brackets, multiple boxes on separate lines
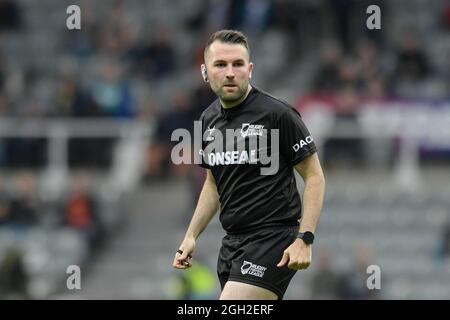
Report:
0,0,448,299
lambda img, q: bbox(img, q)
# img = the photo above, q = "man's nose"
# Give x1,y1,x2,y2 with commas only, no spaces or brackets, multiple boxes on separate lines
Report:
225,66,235,78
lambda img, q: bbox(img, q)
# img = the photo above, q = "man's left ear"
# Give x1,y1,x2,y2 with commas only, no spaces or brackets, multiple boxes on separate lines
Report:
249,62,254,79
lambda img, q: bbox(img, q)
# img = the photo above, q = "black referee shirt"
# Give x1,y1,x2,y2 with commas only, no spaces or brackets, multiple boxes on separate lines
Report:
198,87,317,234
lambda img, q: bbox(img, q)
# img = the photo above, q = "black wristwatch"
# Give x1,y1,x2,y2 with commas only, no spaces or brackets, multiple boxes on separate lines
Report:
297,231,314,245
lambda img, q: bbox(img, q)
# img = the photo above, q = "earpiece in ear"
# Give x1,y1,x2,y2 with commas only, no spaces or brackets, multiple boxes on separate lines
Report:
201,64,209,82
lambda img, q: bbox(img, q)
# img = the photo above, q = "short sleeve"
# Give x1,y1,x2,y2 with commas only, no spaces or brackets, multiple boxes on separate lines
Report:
278,107,317,166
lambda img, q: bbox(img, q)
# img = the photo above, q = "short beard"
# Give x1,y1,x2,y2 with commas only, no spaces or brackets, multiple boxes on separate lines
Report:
217,85,246,104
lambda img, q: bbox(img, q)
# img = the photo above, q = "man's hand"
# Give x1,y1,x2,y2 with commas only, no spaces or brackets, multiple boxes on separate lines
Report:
277,239,312,270
172,236,195,269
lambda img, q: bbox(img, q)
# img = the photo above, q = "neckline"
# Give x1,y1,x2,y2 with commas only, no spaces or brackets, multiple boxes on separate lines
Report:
220,86,257,118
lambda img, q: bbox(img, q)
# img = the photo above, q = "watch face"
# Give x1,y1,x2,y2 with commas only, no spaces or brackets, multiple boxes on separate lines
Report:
303,232,314,244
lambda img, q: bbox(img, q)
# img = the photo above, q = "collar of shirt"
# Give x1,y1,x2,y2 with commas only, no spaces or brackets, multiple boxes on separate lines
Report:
220,86,258,120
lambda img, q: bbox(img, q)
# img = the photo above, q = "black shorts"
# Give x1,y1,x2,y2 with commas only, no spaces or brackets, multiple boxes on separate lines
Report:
217,226,298,299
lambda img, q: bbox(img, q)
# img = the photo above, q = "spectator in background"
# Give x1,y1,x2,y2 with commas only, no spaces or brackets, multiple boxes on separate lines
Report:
0,0,23,32
144,93,195,181
323,85,365,169
363,74,388,100
326,0,356,52
8,172,39,228
63,0,99,57
309,249,340,299
62,172,103,252
356,38,383,90
2,67,26,115
0,176,11,226
97,25,123,58
0,63,46,168
52,62,121,168
128,29,176,80
392,32,432,98
227,0,246,29
240,0,273,34
92,59,135,118
337,59,363,91
313,42,343,93
188,0,273,35
439,219,450,261
334,84,360,113
0,246,29,299
0,94,9,166
314,38,385,96
187,0,231,32
272,0,300,36
272,0,303,62
394,33,430,82
190,83,217,122
354,38,390,99
53,73,102,117
1,63,47,168
0,58,5,91
95,0,140,58
337,247,379,300
170,258,217,300
443,1,450,30
192,33,213,68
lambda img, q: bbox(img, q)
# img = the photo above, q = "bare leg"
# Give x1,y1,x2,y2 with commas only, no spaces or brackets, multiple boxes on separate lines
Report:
220,281,278,300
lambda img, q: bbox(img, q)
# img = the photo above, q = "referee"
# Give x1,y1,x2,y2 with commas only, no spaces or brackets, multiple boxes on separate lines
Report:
173,30,325,300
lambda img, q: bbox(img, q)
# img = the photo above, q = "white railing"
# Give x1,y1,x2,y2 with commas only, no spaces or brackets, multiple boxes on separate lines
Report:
1,103,449,195
0,118,154,198
303,101,450,193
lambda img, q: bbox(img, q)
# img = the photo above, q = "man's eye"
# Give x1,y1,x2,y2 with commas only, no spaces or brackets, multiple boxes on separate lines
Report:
216,63,226,67
233,63,244,67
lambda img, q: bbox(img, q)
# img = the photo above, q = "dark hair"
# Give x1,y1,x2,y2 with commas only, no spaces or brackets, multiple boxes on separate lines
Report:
204,29,250,56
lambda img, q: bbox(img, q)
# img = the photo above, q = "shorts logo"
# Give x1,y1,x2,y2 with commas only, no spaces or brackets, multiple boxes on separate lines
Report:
241,123,264,138
240,260,267,278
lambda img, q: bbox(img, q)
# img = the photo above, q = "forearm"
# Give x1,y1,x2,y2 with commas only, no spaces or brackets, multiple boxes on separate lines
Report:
184,178,220,240
299,174,325,233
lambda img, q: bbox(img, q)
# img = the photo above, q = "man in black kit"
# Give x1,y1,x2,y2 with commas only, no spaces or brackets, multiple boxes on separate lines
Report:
173,30,326,300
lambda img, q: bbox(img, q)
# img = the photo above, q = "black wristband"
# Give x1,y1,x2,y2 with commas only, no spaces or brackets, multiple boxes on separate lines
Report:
297,231,315,245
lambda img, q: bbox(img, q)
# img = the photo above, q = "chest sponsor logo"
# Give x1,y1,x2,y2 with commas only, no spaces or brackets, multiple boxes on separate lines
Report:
172,120,280,175
206,150,258,166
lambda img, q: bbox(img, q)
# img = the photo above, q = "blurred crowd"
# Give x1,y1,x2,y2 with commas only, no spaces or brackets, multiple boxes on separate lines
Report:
309,247,380,300
0,171,109,298
0,0,449,171
0,0,449,299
